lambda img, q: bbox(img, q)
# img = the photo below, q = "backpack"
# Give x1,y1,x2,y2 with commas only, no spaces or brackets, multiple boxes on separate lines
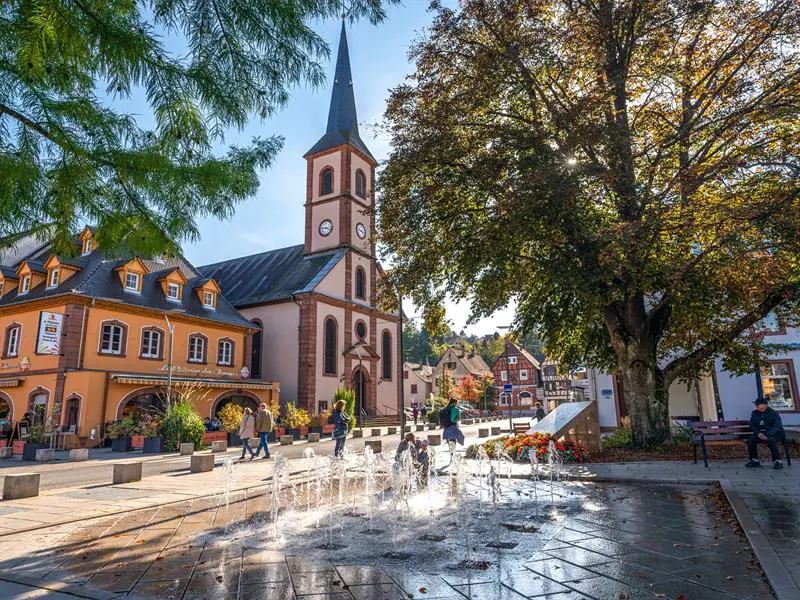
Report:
439,406,452,428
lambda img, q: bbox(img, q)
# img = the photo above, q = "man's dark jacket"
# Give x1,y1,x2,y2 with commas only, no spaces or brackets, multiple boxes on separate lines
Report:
749,407,785,439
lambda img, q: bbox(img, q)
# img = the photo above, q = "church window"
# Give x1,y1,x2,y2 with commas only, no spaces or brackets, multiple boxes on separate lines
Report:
355,169,366,198
355,267,366,299
355,320,366,340
324,317,337,375
320,167,334,196
382,330,392,380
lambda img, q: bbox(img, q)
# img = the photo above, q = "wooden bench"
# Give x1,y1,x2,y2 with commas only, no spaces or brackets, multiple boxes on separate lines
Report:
691,420,792,468
513,422,531,436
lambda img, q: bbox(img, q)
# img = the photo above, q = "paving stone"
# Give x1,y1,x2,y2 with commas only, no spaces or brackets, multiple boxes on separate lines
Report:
238,581,294,599
85,570,142,592
584,560,679,586
291,570,346,595
568,538,633,556
542,546,617,567
501,569,574,597
670,565,773,597
241,561,291,584
525,558,600,583
564,575,660,599
335,564,395,586
347,582,407,600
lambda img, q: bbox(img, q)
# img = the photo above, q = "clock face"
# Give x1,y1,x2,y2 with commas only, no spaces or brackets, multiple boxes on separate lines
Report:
319,219,333,237
356,223,367,239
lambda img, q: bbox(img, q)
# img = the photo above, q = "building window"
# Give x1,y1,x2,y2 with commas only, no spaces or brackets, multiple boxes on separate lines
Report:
4,324,21,358
499,393,510,406
47,269,59,288
251,320,262,379
217,339,234,366
355,320,366,340
140,329,162,359
382,331,392,380
509,356,517,365
167,282,181,300
320,167,334,196
100,322,126,355
543,365,557,377
355,266,366,299
318,400,329,412
81,238,92,255
520,369,529,380
324,317,337,375
411,384,418,394
124,271,139,291
188,335,207,363
355,169,366,198
66,397,80,429
501,370,508,382
20,275,31,294
203,290,215,308
761,361,797,411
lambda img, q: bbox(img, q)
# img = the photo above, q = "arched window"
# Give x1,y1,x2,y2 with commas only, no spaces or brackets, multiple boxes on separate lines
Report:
4,323,21,358
188,334,208,363
65,396,81,429
320,167,334,196
27,388,50,426
217,338,235,366
382,330,392,380
251,320,262,379
355,169,366,198
324,317,337,375
355,267,366,299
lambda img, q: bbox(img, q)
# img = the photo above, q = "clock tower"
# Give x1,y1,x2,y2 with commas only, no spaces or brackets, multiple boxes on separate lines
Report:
303,22,377,260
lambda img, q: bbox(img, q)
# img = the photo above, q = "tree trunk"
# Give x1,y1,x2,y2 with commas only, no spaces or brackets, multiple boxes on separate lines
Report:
620,357,671,447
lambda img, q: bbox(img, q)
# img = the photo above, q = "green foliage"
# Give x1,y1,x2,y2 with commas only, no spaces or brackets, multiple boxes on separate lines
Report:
601,425,633,449
334,388,356,431
162,400,205,452
26,423,47,444
672,423,693,445
0,0,396,254
217,403,244,433
283,402,311,429
378,0,800,446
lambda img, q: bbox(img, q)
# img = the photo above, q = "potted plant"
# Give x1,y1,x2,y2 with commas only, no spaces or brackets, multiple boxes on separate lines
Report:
309,414,322,434
22,424,50,461
218,403,244,446
162,400,206,452
141,413,164,453
297,407,311,438
267,400,283,442
107,421,132,452
283,402,311,439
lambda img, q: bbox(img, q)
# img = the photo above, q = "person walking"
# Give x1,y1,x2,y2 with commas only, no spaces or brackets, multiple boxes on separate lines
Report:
746,397,785,469
238,407,256,461
412,405,418,424
395,432,418,462
534,402,546,422
253,403,273,459
332,400,350,458
441,398,465,449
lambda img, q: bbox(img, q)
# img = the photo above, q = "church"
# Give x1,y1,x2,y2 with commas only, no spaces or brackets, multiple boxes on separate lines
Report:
199,23,402,419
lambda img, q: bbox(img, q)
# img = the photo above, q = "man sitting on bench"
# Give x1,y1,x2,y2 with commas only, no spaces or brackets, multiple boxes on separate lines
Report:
746,397,785,470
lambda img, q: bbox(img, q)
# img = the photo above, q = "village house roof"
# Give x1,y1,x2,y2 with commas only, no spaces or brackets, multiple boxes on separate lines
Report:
197,244,346,307
405,362,434,384
442,346,492,377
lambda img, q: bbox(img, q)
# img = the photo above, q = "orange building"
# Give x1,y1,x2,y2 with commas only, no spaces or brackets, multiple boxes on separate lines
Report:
0,227,278,446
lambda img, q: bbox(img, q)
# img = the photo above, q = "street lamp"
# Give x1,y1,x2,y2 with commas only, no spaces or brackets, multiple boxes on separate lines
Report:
164,311,182,413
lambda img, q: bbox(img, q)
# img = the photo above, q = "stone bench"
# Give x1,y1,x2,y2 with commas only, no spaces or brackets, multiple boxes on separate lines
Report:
0,447,12,459
2,473,40,500
364,440,382,453
370,428,382,437
34,448,54,462
352,429,363,438
190,454,214,473
416,424,426,432
211,440,228,453
428,434,441,446
387,426,397,435
478,428,489,438
307,432,321,443
180,443,194,455
491,426,501,435
279,435,293,445
69,448,89,462
113,462,142,484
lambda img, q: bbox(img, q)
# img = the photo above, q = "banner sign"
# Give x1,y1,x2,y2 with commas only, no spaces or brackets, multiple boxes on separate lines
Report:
36,311,64,355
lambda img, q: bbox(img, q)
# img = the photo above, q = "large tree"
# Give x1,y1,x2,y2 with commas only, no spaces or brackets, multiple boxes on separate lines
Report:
378,0,800,445
1,0,392,255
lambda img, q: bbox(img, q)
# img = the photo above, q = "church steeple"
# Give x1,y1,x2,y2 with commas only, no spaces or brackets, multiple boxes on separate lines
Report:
305,22,376,162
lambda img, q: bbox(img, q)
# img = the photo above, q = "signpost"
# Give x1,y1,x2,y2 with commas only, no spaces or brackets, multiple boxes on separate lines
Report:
504,383,513,433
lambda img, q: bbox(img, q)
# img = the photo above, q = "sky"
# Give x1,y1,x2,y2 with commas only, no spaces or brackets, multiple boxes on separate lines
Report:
180,2,517,335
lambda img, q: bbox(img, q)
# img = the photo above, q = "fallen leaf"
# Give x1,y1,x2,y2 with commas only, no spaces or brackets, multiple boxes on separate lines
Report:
419,587,428,593
726,576,734,580
215,575,223,583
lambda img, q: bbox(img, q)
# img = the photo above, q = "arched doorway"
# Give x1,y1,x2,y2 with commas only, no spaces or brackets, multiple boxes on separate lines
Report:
64,395,81,429
27,388,50,426
117,388,165,420
352,367,370,419
212,392,260,418
0,392,12,421
519,391,533,406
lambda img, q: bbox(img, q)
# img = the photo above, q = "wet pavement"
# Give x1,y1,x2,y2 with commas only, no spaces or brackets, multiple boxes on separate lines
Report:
0,477,774,599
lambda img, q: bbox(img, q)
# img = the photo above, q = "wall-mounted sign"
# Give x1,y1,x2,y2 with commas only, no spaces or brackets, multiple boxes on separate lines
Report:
36,311,64,355
240,366,250,379
601,389,613,398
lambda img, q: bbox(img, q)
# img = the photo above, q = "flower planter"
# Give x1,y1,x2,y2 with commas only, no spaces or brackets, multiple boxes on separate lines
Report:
227,432,242,446
322,424,335,434
309,426,322,435
22,442,49,461
142,436,164,453
111,436,133,452
285,428,300,440
131,435,145,449
299,426,309,438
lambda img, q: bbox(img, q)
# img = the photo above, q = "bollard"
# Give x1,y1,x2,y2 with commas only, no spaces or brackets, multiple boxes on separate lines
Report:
2,473,40,500
403,425,412,433
352,429,363,438
491,426,501,435
280,435,293,445
68,448,89,462
370,428,382,437
308,432,321,443
211,440,228,453
113,462,142,484
427,434,442,446
190,454,214,473
180,443,194,456
478,428,489,438
387,427,397,435
0,447,12,459
428,423,437,430
34,449,54,462
364,440,382,453
416,424,425,432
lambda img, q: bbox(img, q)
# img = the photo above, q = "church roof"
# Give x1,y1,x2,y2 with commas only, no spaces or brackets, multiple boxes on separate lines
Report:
304,22,376,163
197,244,345,307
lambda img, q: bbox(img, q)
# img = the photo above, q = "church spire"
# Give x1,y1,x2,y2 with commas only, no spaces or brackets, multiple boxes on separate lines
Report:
305,21,376,162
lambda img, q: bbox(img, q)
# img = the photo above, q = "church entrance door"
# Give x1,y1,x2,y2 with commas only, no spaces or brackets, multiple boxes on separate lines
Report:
352,367,370,424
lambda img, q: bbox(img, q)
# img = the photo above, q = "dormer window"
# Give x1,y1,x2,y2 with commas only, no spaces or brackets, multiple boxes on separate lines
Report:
203,291,215,308
81,238,92,255
47,269,59,288
124,271,140,291
167,282,181,301
20,275,31,295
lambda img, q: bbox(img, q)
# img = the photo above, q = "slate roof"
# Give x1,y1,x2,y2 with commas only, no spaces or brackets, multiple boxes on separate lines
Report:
0,266,17,279
405,362,434,384
304,22,376,163
197,244,346,307
0,243,253,328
